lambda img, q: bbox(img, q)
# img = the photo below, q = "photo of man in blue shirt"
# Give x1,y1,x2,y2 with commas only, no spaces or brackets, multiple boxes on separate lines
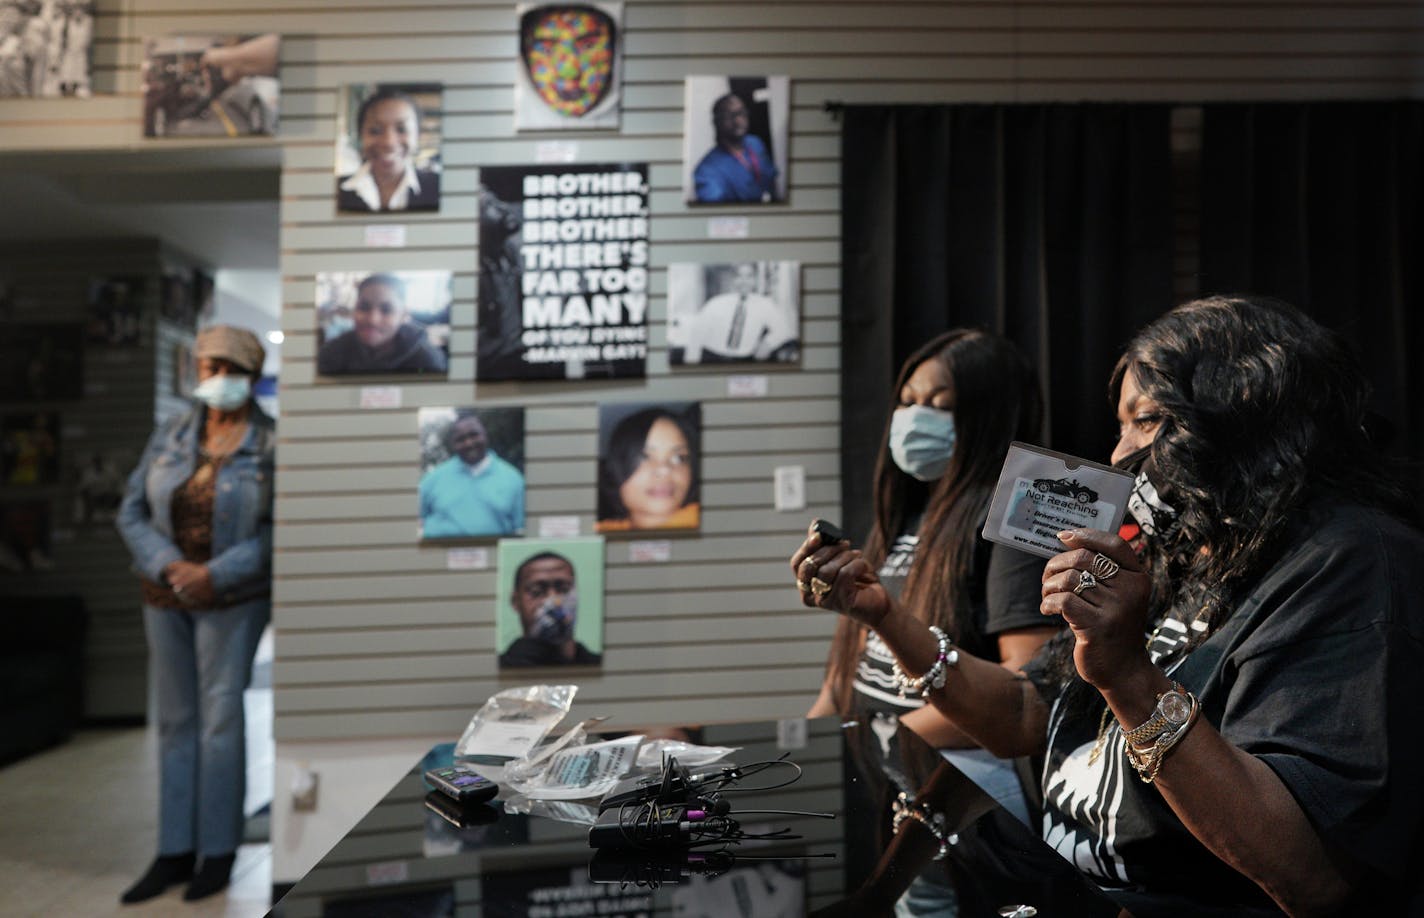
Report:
418,408,525,539
692,92,780,204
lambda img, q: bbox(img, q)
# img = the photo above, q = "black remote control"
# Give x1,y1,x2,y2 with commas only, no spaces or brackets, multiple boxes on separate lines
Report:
424,765,499,804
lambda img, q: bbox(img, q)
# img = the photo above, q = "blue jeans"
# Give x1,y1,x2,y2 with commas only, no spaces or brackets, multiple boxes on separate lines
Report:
144,598,269,857
940,746,1031,826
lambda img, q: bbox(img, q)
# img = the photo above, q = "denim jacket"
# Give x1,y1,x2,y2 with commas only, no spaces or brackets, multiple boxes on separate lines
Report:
116,402,276,606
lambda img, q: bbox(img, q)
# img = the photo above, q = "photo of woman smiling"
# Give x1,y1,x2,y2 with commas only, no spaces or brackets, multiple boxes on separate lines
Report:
335,83,442,213
595,402,700,533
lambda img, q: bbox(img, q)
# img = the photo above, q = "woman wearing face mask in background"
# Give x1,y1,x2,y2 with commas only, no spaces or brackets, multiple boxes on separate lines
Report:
116,326,276,905
802,330,1060,827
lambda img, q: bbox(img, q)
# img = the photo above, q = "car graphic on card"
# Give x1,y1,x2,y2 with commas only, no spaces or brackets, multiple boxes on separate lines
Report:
1032,477,1100,505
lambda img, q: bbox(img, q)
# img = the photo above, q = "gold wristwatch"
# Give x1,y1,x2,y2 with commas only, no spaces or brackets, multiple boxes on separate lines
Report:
1122,682,1192,747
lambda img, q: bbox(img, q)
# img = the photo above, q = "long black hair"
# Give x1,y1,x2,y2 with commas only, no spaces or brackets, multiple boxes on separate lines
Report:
825,329,1043,715
597,406,701,521
1117,295,1415,647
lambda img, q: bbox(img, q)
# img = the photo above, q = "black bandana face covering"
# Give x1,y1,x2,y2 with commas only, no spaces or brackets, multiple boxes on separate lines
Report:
1115,446,1181,539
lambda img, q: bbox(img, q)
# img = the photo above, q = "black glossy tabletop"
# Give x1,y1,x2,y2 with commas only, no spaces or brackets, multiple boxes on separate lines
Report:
271,717,1119,917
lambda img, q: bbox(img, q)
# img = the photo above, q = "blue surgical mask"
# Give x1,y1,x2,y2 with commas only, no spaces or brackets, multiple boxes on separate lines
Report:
532,591,577,645
193,374,252,411
889,405,956,481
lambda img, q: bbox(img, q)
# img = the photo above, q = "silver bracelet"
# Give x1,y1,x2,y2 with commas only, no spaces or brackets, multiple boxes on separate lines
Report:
891,791,954,860
890,625,958,699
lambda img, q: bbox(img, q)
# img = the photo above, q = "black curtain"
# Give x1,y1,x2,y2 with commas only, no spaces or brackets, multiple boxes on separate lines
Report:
840,104,1175,542
1200,100,1424,462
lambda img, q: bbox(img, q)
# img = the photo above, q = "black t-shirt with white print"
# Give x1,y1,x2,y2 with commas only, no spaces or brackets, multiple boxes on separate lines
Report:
852,518,1049,716
1028,500,1424,915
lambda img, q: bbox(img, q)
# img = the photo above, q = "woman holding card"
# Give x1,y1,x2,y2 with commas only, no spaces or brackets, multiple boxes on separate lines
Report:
803,330,1060,825
793,296,1423,915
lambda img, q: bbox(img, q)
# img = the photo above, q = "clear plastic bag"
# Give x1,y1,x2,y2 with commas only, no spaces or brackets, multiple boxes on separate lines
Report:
454,684,576,765
504,734,644,800
635,739,739,770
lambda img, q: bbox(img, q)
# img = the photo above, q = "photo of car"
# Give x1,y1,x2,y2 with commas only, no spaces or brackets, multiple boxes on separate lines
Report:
142,34,279,138
1032,477,1099,504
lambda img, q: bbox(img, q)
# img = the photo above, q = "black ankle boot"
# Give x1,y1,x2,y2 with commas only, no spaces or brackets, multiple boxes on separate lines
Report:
183,853,236,901
120,852,195,904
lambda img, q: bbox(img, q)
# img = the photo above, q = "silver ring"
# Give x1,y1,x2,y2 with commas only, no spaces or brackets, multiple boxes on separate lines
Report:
1090,553,1120,581
172,584,184,594
1072,570,1098,595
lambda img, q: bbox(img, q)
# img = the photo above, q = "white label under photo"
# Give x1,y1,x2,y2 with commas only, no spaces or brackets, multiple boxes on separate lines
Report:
358,385,402,409
706,216,750,238
628,540,671,562
363,224,407,247
535,140,579,163
538,515,581,539
726,374,769,398
982,442,1135,559
446,547,490,570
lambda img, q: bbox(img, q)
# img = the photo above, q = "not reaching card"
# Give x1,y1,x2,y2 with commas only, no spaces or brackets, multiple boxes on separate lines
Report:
982,442,1135,559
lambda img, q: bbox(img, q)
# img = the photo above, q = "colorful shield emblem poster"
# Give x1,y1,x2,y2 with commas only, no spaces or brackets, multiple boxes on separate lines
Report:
514,2,623,130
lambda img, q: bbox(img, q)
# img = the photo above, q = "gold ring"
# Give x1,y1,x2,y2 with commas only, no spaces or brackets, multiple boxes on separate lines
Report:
810,577,833,597
796,579,812,592
1090,553,1120,580
1072,570,1098,595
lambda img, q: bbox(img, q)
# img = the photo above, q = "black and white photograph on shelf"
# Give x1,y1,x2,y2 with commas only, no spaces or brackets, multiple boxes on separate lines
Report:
316,270,451,376
70,449,128,525
1,411,60,486
159,270,194,329
418,406,526,541
478,162,649,381
193,269,215,325
667,260,801,365
0,1,95,98
336,82,443,214
173,341,197,397
141,33,280,137
595,400,701,534
496,537,605,668
0,500,52,574
514,1,622,131
0,323,82,400
85,276,145,346
683,75,790,205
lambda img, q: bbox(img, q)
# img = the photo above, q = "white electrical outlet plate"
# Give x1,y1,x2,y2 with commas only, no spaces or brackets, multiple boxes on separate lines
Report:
774,465,806,511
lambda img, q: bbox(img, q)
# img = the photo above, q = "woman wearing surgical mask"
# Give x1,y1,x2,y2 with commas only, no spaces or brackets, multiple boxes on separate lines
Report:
802,331,1060,829
796,298,1424,915
116,326,276,905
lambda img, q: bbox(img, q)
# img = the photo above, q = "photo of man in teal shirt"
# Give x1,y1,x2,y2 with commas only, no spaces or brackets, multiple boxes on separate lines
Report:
418,407,525,539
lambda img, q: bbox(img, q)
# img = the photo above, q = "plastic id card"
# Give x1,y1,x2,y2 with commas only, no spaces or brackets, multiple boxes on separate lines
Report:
982,442,1135,559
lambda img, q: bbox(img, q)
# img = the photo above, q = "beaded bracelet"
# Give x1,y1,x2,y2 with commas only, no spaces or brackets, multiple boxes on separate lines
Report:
891,791,954,860
890,626,959,699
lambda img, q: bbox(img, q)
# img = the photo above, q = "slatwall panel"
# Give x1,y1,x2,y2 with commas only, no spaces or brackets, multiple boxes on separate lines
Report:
3,0,1422,885
0,239,197,718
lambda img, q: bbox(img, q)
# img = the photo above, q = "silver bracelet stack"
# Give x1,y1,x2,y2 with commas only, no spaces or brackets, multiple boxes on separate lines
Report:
891,790,954,860
890,625,958,699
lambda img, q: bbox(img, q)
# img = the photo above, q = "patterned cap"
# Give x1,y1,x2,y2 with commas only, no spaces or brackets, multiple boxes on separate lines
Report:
194,325,265,373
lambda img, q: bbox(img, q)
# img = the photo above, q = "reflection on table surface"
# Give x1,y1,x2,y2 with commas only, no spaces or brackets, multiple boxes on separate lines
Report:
271,717,1119,917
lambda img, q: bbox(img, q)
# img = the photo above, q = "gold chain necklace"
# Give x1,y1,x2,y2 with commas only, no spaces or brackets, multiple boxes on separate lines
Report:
1087,617,1172,765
